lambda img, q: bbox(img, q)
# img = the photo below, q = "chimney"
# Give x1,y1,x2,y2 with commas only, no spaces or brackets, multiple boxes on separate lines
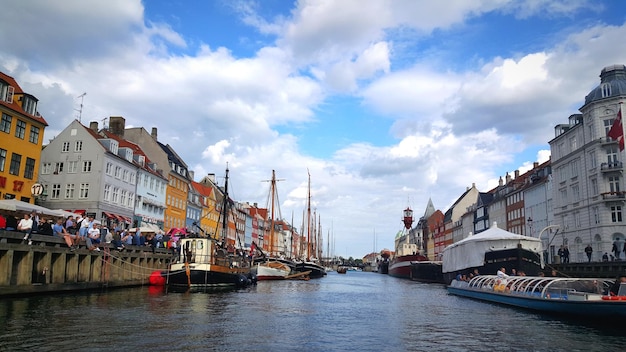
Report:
188,170,195,180
498,176,503,186
89,121,98,132
109,116,126,137
505,172,511,184
533,162,539,168
514,170,519,178
151,127,158,140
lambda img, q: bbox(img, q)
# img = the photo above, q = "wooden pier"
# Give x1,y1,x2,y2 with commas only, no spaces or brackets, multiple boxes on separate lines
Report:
0,230,171,297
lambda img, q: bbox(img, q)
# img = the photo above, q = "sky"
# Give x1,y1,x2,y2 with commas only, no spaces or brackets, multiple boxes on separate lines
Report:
2,0,626,259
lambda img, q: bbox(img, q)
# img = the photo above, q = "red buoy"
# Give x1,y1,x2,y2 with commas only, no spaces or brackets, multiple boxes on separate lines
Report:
149,270,166,286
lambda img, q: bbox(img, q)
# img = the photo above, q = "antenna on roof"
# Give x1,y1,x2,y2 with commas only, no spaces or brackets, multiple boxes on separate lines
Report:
75,92,87,122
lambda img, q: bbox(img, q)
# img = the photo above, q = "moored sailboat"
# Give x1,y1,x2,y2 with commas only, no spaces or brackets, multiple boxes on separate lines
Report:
293,170,326,278
251,170,294,280
163,166,255,291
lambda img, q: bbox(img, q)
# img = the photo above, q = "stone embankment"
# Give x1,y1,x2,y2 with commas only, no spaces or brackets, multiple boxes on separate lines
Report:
0,230,171,297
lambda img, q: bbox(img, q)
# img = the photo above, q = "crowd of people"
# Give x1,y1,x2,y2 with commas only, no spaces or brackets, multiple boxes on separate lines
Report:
0,211,180,257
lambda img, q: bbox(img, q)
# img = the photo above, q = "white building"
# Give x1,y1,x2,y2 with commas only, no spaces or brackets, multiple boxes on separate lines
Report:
549,64,626,261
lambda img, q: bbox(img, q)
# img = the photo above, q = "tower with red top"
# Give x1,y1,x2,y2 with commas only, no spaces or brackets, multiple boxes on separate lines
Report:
402,207,414,231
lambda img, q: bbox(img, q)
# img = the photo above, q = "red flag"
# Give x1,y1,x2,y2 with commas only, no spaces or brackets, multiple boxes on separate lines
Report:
608,108,624,151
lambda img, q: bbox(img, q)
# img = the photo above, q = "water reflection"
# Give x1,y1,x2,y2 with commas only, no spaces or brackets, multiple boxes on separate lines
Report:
1,273,625,351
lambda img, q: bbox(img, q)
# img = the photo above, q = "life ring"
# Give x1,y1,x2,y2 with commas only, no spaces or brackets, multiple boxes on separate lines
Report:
602,295,622,301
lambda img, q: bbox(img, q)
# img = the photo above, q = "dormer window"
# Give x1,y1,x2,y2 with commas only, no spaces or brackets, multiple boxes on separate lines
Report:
125,148,133,162
0,81,13,103
138,155,145,166
110,140,118,155
22,95,38,115
601,83,611,98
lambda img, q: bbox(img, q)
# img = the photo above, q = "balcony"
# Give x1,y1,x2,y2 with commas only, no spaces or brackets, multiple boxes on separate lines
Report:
600,136,620,147
600,161,623,173
601,191,626,201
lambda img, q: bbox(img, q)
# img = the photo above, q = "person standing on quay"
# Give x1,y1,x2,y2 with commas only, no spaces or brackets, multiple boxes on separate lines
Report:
585,244,593,262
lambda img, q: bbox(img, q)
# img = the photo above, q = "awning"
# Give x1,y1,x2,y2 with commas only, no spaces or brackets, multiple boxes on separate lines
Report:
114,214,125,223
103,211,116,219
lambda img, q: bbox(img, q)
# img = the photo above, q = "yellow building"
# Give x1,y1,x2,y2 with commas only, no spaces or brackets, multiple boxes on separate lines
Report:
165,172,188,231
0,72,48,203
192,180,219,238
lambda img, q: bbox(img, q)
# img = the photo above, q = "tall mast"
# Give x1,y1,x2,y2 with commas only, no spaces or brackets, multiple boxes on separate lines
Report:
269,170,276,256
220,165,230,242
306,169,311,261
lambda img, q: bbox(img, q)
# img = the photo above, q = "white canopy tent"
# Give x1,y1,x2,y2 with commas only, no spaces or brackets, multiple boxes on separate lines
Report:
0,199,63,217
441,221,543,274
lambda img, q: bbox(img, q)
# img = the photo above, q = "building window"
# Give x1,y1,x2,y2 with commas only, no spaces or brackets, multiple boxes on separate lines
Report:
82,160,92,172
611,206,623,223
68,161,78,173
65,183,75,199
115,166,121,179
9,153,21,175
54,162,64,174
589,151,597,169
106,162,113,175
24,157,35,179
104,184,111,201
607,147,619,165
0,148,5,172
14,120,26,139
41,162,51,174
123,170,129,182
112,187,119,203
51,184,61,199
79,183,89,198
29,126,39,144
75,140,82,152
0,113,11,133
609,176,621,193
571,185,580,201
130,173,135,185
62,142,70,152
591,178,598,195
593,207,599,224
121,190,127,207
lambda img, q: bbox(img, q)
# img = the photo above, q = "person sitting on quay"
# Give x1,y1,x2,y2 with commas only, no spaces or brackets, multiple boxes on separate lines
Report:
112,230,125,251
86,222,102,252
18,213,34,245
0,213,6,230
53,217,78,251
38,217,53,236
79,215,94,238
65,215,75,235
122,230,133,246
603,252,610,262
4,213,17,231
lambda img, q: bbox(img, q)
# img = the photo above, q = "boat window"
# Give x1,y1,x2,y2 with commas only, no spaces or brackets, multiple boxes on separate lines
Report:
197,241,203,249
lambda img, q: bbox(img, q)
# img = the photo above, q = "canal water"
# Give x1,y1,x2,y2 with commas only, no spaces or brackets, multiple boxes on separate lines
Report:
1,271,624,351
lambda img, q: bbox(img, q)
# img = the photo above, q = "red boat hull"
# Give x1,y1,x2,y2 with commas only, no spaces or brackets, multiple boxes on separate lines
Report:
388,254,428,279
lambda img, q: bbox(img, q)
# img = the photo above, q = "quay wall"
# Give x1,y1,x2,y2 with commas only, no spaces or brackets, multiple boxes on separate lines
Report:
0,230,171,297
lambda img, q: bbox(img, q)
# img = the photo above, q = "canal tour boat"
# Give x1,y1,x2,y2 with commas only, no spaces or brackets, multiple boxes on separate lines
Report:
447,275,626,319
441,222,543,284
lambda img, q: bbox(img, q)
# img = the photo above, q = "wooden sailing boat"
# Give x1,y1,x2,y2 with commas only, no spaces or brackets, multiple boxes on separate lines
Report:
252,170,293,280
294,170,326,278
165,165,254,291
